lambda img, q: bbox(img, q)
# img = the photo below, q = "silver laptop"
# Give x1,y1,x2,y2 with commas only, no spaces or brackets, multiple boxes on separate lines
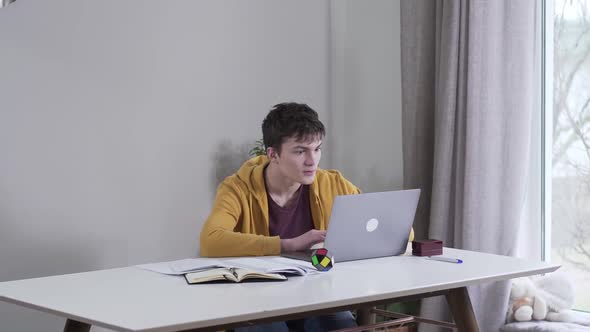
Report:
282,188,420,263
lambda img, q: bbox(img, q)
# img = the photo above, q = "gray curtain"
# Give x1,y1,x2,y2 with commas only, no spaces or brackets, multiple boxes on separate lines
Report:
400,1,537,332
1,0,16,7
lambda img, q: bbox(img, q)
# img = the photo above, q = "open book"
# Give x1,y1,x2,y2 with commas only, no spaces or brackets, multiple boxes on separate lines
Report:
137,256,317,277
184,267,287,284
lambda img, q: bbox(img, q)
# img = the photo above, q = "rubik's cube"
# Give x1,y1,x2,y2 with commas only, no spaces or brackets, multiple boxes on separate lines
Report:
311,248,333,271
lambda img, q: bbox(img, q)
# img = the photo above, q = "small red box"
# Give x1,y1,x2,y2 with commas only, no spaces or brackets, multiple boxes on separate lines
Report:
412,239,443,256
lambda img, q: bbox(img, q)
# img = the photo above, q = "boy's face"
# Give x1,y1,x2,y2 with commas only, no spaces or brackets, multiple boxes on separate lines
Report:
268,136,322,185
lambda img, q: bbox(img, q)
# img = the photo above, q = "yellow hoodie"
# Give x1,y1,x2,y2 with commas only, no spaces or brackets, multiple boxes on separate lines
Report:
200,155,414,257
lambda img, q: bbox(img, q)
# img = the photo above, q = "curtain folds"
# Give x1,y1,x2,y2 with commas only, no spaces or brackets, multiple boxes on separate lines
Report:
400,1,537,331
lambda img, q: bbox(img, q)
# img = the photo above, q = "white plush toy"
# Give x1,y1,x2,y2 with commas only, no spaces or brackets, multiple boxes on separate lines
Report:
506,272,576,323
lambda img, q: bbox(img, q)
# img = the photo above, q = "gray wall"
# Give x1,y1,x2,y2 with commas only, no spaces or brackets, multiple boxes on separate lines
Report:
0,1,402,331
330,0,403,192
0,1,331,331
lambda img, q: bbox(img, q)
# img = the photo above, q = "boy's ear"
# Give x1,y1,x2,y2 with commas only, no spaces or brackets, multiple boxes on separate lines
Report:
267,147,279,162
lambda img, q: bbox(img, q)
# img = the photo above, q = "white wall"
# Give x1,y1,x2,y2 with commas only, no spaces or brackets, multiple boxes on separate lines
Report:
0,1,330,331
330,0,403,192
0,1,403,331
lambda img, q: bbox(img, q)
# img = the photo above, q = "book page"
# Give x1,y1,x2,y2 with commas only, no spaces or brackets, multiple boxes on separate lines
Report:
137,258,228,275
225,257,317,276
233,268,287,282
185,268,237,283
267,257,316,273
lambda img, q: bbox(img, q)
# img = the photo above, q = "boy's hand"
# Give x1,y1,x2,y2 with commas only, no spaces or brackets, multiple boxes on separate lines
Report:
281,230,326,252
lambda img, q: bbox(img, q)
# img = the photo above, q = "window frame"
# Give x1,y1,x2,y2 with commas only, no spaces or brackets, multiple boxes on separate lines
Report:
541,0,554,263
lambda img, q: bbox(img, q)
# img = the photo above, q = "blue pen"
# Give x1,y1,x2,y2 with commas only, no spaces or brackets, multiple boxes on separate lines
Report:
426,256,463,264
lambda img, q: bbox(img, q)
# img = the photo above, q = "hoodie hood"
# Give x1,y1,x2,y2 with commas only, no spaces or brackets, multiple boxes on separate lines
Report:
236,155,270,201
236,155,322,202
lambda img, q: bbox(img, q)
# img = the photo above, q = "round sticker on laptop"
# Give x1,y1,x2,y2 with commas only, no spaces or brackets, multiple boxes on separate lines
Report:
366,218,379,232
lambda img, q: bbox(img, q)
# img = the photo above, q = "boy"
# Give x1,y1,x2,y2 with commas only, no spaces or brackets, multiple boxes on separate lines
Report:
200,102,363,257
200,102,414,331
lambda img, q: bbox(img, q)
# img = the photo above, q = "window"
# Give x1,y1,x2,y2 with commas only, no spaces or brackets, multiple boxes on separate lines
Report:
547,0,590,312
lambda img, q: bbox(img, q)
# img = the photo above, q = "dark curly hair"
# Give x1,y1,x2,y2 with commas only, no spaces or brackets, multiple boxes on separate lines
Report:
261,103,326,155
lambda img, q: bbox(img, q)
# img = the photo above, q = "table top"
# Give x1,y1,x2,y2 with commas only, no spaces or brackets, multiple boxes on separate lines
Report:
0,248,559,332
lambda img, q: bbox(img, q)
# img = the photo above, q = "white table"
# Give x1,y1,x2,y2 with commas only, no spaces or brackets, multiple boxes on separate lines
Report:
0,248,559,332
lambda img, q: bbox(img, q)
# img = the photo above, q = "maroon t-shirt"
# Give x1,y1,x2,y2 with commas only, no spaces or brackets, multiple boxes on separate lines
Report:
267,185,314,239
